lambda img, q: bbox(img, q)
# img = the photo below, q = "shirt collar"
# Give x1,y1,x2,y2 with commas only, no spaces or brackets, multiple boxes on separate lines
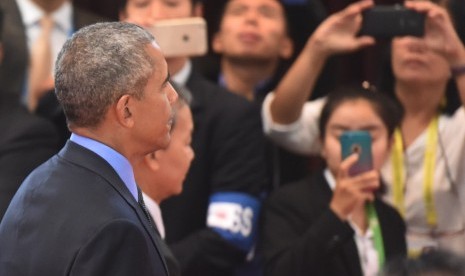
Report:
53,1,73,34
142,192,165,239
70,133,139,201
324,168,336,190
172,59,192,87
16,0,43,27
16,0,72,33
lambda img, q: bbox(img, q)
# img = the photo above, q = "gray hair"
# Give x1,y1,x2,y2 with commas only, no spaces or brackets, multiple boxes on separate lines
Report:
55,22,156,128
169,82,192,132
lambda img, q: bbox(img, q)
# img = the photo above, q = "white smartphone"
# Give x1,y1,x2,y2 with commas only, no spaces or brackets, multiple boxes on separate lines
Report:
148,17,208,58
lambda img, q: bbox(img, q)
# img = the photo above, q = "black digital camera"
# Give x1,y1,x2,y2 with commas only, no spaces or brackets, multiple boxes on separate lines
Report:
359,5,425,38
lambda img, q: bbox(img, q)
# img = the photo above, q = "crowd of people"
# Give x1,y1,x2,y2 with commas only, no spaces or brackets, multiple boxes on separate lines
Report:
1,0,465,275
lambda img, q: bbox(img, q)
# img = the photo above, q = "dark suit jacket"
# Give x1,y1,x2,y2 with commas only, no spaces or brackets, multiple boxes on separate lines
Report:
154,225,181,276
260,172,407,276
0,141,168,276
0,96,60,223
161,71,269,275
192,56,313,187
0,0,106,99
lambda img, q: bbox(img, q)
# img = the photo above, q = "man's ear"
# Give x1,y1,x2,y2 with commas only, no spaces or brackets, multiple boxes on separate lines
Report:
115,94,134,128
193,2,203,17
279,36,294,60
319,137,327,159
212,32,223,54
145,152,160,172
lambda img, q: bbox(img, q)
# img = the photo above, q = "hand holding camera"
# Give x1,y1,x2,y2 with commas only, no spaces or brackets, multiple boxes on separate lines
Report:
359,5,425,38
308,0,465,64
403,1,465,67
308,0,375,59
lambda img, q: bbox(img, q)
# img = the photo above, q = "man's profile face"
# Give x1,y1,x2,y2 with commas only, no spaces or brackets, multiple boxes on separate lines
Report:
147,104,194,201
131,43,178,153
212,0,292,62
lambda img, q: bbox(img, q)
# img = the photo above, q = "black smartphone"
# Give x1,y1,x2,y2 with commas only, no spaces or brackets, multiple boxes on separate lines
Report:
359,5,425,38
340,131,373,176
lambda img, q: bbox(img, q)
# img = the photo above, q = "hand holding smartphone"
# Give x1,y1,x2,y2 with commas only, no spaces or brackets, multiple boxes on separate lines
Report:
359,5,425,38
340,131,373,176
330,130,376,219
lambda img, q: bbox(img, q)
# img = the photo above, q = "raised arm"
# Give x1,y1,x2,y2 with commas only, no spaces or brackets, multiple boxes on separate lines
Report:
405,1,465,106
269,0,376,125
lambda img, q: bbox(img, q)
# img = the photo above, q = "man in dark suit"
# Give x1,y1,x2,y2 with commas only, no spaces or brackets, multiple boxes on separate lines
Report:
0,22,178,275
0,0,107,147
119,0,269,275
0,0,105,103
0,11,61,222
0,95,60,223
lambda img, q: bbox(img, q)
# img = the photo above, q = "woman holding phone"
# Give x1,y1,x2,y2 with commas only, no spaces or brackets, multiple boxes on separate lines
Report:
262,0,465,255
260,87,406,276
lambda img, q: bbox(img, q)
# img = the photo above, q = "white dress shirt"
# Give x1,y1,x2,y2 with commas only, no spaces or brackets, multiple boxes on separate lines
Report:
171,59,192,87
16,0,73,76
142,192,166,239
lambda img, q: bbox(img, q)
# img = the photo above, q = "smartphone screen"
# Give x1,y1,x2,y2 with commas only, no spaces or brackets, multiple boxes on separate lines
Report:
340,131,373,176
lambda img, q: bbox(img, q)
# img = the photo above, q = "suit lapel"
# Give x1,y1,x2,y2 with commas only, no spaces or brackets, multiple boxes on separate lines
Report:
146,209,181,276
315,172,334,203
59,141,169,274
317,172,364,276
340,240,364,276
186,71,206,113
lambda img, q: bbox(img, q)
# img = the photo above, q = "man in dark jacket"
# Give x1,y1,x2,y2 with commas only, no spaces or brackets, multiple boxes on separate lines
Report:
0,22,178,275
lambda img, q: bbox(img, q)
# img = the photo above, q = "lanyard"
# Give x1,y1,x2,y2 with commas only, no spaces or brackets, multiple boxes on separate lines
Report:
365,202,385,269
391,115,439,226
392,129,406,217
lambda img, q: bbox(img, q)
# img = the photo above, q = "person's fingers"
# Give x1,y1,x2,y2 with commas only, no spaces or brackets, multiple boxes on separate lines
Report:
404,0,437,12
341,0,375,19
352,170,379,185
361,177,380,192
338,153,359,179
405,0,450,22
363,192,375,202
349,170,379,197
355,36,376,49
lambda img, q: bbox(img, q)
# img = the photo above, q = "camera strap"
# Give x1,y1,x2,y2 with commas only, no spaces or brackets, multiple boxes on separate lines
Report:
391,115,439,227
